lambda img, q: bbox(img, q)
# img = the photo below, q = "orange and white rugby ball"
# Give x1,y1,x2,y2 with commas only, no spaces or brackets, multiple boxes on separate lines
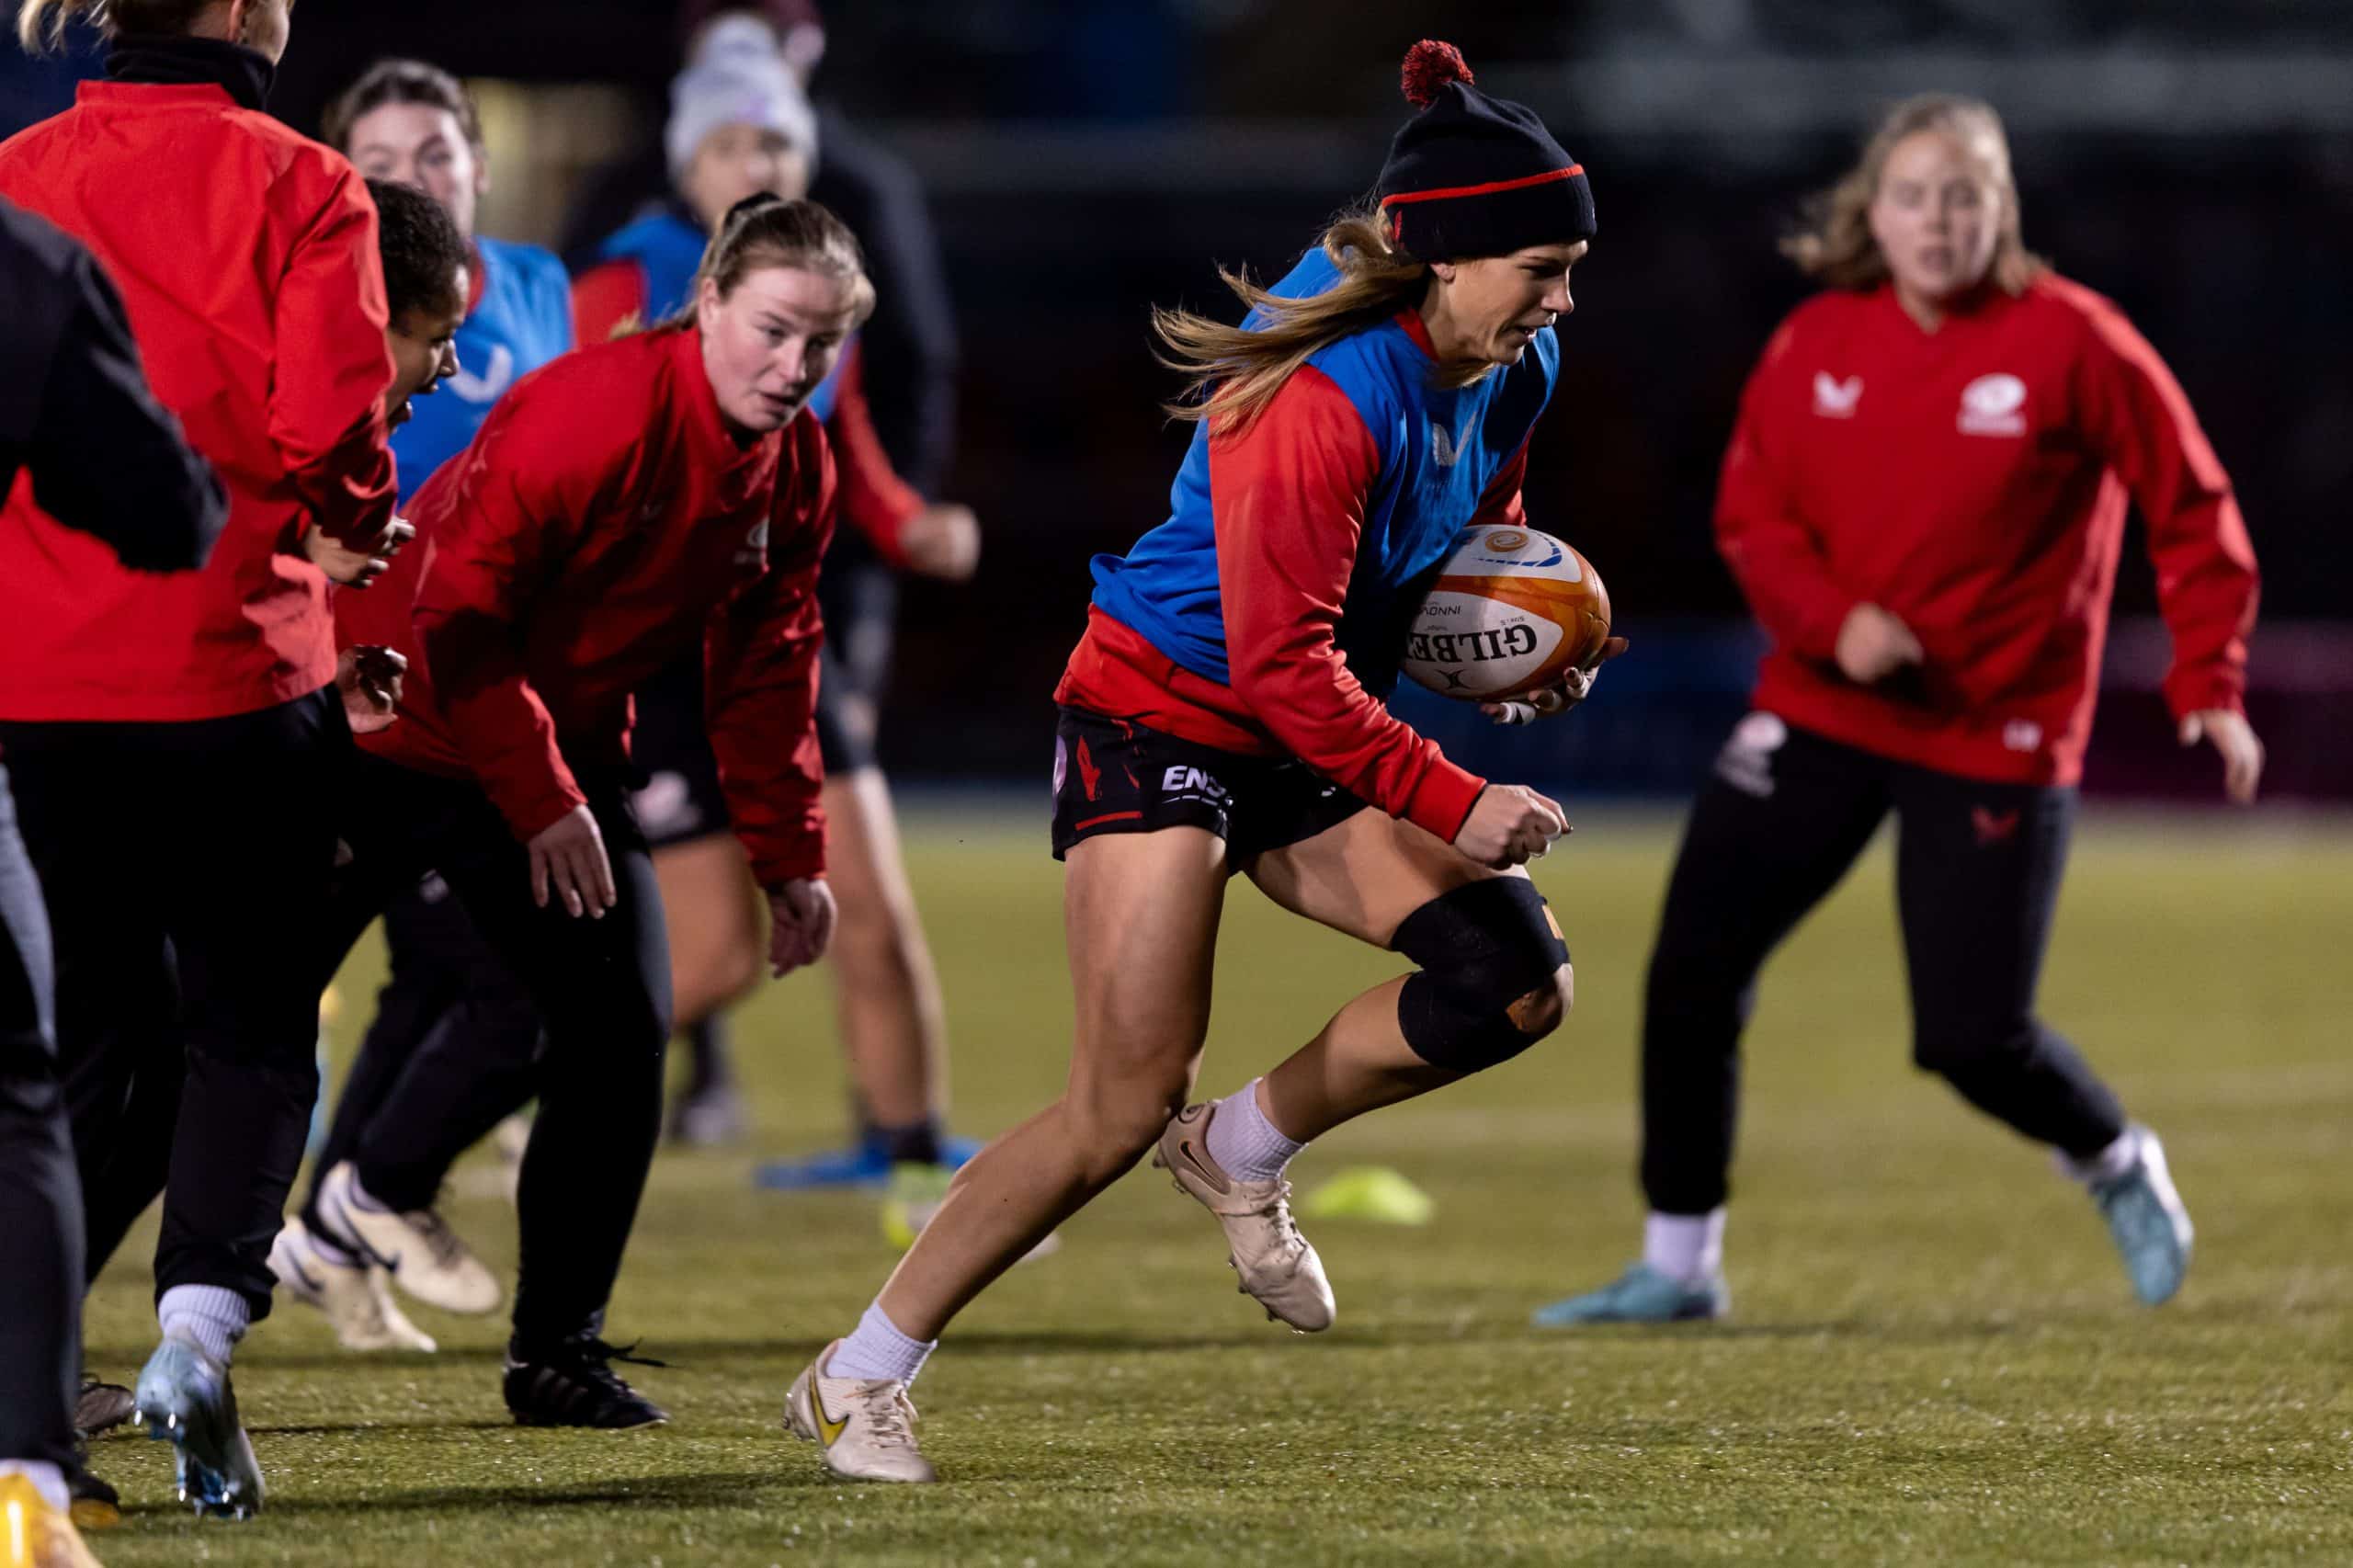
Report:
1402,525,1611,701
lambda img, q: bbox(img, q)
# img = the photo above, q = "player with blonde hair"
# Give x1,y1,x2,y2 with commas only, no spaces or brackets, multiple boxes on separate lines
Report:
787,41,1622,1484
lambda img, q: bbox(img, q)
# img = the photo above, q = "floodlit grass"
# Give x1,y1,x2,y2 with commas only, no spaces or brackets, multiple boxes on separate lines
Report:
80,806,2353,1565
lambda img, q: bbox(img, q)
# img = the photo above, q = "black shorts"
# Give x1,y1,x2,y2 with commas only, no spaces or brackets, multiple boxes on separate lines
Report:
1049,705,1368,869
629,561,902,850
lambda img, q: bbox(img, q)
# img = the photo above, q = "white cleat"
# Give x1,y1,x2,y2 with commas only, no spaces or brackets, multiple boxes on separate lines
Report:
1151,1102,1335,1333
314,1161,503,1316
785,1341,938,1483
268,1217,437,1353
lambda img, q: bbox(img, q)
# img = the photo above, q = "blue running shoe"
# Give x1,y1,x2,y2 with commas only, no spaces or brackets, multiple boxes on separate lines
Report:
2086,1125,2193,1306
1531,1262,1729,1326
133,1335,264,1519
755,1132,983,1191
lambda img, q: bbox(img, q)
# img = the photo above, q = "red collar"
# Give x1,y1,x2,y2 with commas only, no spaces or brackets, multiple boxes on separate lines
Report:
1394,307,1438,359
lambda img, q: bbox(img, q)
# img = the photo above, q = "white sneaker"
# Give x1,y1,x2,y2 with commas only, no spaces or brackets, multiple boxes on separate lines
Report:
268,1218,437,1353
785,1341,937,1483
314,1162,503,1316
1151,1103,1335,1333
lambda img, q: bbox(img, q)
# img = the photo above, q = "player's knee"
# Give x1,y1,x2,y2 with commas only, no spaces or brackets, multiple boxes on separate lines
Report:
1066,1054,1192,1168
1511,961,1574,1040
1911,1015,2034,1079
1391,879,1573,1073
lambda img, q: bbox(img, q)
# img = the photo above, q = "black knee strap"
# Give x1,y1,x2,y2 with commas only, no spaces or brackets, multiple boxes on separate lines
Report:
1391,878,1570,1072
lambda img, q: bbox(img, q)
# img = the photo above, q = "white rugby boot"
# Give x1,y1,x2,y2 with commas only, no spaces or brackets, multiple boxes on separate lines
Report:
785,1341,937,1483
314,1162,502,1316
1151,1102,1335,1333
267,1218,437,1353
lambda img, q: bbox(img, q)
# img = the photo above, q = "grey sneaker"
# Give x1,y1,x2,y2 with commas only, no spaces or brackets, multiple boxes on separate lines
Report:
134,1334,265,1519
1530,1262,1730,1325
2076,1125,2193,1306
1151,1103,1334,1333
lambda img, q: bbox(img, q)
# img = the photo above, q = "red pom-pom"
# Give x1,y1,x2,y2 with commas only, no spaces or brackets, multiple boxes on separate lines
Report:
1400,40,1473,108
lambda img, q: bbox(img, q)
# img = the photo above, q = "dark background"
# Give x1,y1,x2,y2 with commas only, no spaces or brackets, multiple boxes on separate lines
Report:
7,1,2348,798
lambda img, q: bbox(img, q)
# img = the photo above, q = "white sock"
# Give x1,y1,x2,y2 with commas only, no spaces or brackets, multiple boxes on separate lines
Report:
0,1460,69,1514
825,1301,936,1385
158,1283,249,1367
305,1224,362,1270
1643,1209,1726,1285
1203,1080,1305,1185
2059,1126,2142,1187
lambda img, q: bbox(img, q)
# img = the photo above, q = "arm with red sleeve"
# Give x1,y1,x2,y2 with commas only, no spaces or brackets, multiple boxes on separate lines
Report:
408,395,597,843
1211,366,1488,844
268,160,399,548
706,425,836,886
2074,297,2260,719
825,341,924,567
1711,325,1856,662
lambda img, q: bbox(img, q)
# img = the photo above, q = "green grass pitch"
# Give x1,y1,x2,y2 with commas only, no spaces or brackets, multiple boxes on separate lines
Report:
78,806,2353,1566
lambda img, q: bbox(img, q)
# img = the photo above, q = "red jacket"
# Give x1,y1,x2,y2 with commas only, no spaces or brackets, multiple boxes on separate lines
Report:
0,81,396,721
575,271,920,563
336,326,835,885
1716,275,2258,786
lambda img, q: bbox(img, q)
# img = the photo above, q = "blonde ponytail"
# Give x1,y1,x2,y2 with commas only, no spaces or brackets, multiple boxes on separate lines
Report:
1154,204,1436,436
18,0,216,51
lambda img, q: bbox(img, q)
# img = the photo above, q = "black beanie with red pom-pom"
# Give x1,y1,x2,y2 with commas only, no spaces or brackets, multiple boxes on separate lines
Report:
1375,40,1594,262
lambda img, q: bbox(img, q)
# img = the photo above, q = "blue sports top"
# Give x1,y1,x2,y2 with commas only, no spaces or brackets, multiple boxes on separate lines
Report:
392,234,574,504
1089,245,1558,699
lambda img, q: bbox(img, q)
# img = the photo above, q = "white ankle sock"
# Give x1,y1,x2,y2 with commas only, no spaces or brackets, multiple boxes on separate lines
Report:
305,1223,362,1270
1203,1080,1305,1184
0,1460,69,1513
1643,1209,1726,1285
826,1301,936,1385
158,1283,249,1367
2060,1126,2142,1187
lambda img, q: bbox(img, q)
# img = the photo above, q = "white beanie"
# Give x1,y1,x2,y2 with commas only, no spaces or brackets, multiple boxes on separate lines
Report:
665,15,819,182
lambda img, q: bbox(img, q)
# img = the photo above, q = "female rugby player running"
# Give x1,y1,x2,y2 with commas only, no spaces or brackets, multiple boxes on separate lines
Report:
788,42,1621,1483
322,195,860,1429
1534,94,2258,1326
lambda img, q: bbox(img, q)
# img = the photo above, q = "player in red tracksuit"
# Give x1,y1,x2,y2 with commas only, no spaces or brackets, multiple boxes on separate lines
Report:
317,194,858,1430
1535,94,2262,1329
0,0,409,1519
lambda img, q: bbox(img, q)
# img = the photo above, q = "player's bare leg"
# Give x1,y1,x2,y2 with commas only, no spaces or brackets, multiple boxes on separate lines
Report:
1154,810,1570,1330
789,826,1228,1482
824,770,949,1133
652,835,762,1142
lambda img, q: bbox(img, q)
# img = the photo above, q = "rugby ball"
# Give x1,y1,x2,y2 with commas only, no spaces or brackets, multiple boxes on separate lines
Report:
1401,525,1611,701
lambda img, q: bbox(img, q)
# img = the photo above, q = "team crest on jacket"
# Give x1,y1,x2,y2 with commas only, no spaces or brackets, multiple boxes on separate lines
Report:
1959,373,2028,437
737,519,769,565
1813,372,1863,418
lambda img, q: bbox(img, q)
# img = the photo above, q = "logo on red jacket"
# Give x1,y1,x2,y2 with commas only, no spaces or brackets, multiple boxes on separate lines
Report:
1813,372,1863,418
1972,805,2021,846
1959,373,2028,437
737,519,769,566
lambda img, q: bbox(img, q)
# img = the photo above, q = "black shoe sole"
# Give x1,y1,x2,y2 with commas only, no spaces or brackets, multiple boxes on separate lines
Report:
508,1410,670,1431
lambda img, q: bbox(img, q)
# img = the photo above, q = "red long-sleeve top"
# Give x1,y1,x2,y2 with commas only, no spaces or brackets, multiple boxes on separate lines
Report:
1060,309,1543,843
336,326,835,884
1717,275,2258,786
0,81,397,721
574,267,919,564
